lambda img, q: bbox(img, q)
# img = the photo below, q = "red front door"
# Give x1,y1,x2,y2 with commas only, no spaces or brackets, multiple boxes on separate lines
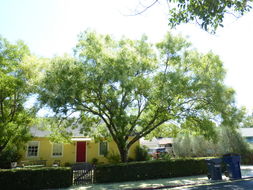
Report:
76,142,86,162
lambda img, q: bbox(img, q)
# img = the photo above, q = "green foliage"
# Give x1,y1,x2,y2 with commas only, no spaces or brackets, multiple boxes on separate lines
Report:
105,151,121,164
36,117,73,143
241,151,253,165
91,158,99,165
240,110,253,128
135,145,150,161
173,133,193,157
0,148,21,169
94,158,208,183
64,162,71,167
167,0,253,33
173,126,252,162
39,30,238,162
218,127,251,155
0,37,37,153
0,167,72,190
160,153,172,160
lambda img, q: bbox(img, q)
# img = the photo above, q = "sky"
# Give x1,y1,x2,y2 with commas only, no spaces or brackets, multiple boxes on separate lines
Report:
1,0,253,112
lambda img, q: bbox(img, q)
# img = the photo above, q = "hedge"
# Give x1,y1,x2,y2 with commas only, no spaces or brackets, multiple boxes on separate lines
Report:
0,167,72,190
94,158,208,183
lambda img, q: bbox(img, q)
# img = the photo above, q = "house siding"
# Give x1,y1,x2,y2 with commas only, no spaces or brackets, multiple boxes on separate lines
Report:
21,137,76,166
20,137,139,166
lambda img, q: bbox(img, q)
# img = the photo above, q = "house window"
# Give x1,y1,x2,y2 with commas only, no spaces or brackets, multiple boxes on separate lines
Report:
27,141,39,157
99,142,108,156
52,143,63,157
245,137,253,143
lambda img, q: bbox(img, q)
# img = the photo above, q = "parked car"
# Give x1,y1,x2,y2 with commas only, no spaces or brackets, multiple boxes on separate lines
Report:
148,147,166,159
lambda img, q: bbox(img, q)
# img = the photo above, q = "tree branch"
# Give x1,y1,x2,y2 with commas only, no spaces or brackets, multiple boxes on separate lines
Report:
128,118,167,148
0,98,5,121
127,0,159,16
127,97,148,140
8,92,18,122
76,100,119,141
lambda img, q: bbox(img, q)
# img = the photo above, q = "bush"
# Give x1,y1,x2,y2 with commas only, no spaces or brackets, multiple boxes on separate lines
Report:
91,158,99,165
135,145,150,161
0,149,21,169
160,153,172,160
0,167,72,190
105,151,121,164
64,162,71,167
94,158,208,183
240,150,253,165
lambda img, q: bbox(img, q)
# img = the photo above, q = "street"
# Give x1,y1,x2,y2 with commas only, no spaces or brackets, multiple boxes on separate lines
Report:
175,178,253,190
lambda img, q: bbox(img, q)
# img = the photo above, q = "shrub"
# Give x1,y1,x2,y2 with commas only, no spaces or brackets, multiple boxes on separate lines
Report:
64,162,71,167
0,167,72,190
160,153,172,160
94,158,208,183
0,149,21,169
240,150,253,165
105,151,121,164
91,158,99,165
135,145,150,161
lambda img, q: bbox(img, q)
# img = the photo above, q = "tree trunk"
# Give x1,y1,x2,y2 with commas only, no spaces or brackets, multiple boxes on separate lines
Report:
118,146,129,163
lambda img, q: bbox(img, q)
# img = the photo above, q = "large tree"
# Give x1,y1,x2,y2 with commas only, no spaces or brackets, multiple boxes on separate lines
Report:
39,31,237,162
0,37,36,153
133,0,252,33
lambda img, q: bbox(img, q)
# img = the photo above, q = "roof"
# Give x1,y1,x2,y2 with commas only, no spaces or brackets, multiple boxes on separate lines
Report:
30,126,87,138
30,127,50,137
157,138,173,145
140,137,174,148
140,138,159,148
239,128,253,137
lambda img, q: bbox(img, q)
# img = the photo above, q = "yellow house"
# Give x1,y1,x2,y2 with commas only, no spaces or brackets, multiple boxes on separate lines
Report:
19,127,139,166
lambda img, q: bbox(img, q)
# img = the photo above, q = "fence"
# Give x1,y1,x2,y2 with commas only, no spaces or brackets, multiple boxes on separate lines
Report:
72,163,95,185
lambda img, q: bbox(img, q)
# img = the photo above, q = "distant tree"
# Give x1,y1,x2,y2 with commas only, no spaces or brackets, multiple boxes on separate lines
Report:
173,133,193,157
219,126,251,155
39,31,238,162
0,37,37,153
133,0,253,33
173,126,251,158
240,111,253,128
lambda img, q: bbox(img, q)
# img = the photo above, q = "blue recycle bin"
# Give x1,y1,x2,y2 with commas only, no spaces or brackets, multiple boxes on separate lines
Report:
223,153,242,180
206,158,222,180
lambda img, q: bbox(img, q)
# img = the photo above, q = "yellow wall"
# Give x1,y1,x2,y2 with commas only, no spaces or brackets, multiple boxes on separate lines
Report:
86,138,139,164
20,137,139,166
20,137,76,166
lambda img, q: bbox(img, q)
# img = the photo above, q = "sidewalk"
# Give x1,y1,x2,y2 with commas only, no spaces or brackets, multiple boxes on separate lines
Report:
65,165,253,190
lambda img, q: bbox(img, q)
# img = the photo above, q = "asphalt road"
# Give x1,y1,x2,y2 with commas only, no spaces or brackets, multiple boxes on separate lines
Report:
176,178,253,190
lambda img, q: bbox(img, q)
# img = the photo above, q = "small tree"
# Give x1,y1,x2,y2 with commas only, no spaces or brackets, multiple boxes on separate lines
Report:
39,31,238,162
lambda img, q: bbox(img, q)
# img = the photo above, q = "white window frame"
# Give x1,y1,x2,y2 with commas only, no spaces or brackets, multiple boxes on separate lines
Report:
51,143,64,157
27,141,40,158
98,142,109,156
